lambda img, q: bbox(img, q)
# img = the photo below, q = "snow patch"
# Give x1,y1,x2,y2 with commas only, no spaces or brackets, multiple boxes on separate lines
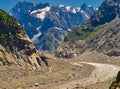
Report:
80,10,84,13
84,13,90,19
31,31,41,42
59,4,64,8
72,9,76,14
28,10,31,13
30,7,50,20
76,7,81,12
88,5,92,8
80,10,90,19
17,22,20,26
66,6,72,11
56,12,59,15
96,8,98,10
36,26,41,31
54,27,63,30
68,29,71,31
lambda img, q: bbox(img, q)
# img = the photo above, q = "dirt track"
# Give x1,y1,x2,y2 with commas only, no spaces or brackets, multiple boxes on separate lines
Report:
0,58,120,89
28,61,120,89
52,62,120,89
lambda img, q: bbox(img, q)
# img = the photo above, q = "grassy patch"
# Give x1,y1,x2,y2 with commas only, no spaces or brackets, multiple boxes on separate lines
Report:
65,25,104,41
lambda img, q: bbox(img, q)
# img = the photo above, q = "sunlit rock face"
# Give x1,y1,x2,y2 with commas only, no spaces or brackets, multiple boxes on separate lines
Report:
0,9,44,69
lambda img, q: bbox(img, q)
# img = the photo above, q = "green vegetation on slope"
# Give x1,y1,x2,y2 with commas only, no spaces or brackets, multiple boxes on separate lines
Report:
65,0,119,42
0,9,39,68
0,9,26,42
0,9,17,25
65,23,104,41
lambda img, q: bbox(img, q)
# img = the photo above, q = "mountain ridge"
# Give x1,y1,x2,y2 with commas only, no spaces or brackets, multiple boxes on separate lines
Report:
10,1,96,52
0,9,47,69
55,0,120,58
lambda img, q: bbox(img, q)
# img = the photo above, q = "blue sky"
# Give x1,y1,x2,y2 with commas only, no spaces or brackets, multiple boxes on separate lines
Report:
0,0,104,12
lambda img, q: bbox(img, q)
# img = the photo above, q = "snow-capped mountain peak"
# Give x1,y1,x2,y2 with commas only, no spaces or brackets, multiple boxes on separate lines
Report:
76,7,81,11
10,1,96,52
72,9,76,14
30,6,51,20
65,6,72,11
58,4,64,8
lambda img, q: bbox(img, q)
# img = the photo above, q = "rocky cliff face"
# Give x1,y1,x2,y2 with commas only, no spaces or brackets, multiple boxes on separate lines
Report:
10,1,96,52
0,9,45,69
110,71,120,89
56,0,120,58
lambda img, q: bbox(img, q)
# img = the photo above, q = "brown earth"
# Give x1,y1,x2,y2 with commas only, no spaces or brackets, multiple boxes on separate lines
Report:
0,51,120,89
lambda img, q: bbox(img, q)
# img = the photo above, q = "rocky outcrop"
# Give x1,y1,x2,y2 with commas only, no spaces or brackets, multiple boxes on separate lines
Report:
110,71,120,89
0,9,47,69
55,40,85,58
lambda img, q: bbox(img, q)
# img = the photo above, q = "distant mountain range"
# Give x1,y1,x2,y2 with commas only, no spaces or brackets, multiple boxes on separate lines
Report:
10,1,96,52
56,0,120,58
